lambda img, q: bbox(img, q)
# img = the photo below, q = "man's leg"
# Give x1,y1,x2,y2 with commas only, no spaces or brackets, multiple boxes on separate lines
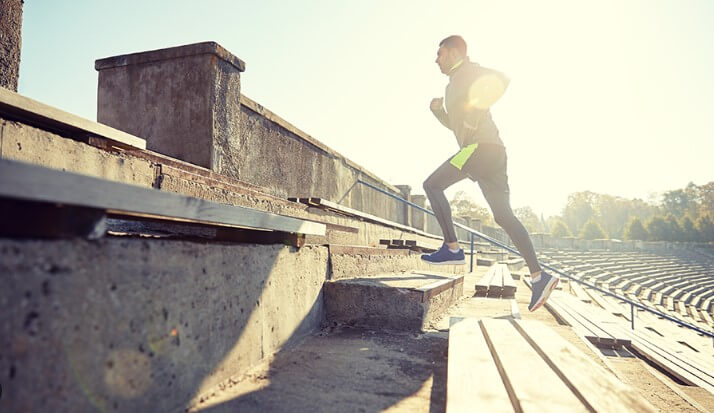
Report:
481,189,541,274
468,145,558,311
482,188,558,311
421,159,468,264
423,159,467,245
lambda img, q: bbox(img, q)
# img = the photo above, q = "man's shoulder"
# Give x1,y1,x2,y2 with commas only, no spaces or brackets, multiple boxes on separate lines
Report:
472,63,508,80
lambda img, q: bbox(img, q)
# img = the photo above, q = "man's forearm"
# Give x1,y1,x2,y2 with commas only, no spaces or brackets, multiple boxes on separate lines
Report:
432,108,451,130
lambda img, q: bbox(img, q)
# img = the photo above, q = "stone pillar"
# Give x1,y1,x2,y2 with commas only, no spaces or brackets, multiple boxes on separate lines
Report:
95,42,245,175
395,185,411,226
1,0,23,91
411,194,426,231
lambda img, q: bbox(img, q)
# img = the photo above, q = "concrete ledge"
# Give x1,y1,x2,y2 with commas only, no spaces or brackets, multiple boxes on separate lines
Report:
324,271,464,331
0,88,146,149
329,245,465,280
95,41,245,72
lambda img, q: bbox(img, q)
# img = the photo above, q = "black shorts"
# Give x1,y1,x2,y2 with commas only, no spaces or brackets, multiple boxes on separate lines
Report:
454,143,510,196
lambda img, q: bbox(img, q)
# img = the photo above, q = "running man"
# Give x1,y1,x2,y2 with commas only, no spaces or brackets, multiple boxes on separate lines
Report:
420,35,558,312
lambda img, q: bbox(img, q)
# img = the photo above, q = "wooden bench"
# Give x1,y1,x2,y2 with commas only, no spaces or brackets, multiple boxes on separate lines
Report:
446,317,655,412
546,291,631,349
474,264,516,298
0,159,326,242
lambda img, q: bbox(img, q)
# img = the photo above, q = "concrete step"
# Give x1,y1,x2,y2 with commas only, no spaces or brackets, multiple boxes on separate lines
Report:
324,270,464,331
476,250,509,263
500,257,525,272
328,245,464,280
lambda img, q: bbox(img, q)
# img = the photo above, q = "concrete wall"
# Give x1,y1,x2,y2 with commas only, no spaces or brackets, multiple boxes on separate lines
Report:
95,42,409,226
236,97,407,223
0,0,23,91
0,237,328,412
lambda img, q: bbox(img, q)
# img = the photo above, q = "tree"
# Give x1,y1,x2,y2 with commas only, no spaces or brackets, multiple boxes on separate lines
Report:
680,216,698,242
624,217,648,241
579,218,606,240
664,214,683,242
562,191,597,235
449,191,493,226
550,220,572,237
661,184,698,218
696,215,714,242
646,216,668,241
514,206,543,233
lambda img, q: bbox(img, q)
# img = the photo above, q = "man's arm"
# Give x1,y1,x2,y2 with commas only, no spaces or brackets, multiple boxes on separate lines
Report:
430,97,451,130
462,70,510,134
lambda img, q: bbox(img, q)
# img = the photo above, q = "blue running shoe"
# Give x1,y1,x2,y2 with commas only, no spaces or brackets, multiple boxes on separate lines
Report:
421,244,465,265
528,271,559,312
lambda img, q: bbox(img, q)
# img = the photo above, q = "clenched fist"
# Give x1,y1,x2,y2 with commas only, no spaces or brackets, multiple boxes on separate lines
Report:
430,97,444,112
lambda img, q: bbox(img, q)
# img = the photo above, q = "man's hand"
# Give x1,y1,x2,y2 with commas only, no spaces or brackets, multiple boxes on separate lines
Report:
430,97,444,112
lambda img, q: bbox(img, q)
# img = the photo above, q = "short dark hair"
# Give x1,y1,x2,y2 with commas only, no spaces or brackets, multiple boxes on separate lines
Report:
439,35,467,56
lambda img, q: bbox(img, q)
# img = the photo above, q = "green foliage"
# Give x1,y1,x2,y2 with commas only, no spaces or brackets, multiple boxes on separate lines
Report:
696,215,714,242
664,214,683,242
449,191,494,226
624,217,648,241
646,216,668,241
562,191,597,235
680,216,697,242
550,220,572,237
579,218,606,240
514,206,543,233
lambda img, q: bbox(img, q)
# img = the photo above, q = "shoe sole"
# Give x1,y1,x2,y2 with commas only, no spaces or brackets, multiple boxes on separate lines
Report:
529,277,559,312
421,259,466,265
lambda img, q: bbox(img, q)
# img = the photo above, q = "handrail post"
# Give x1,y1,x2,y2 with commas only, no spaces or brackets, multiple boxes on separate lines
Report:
469,232,474,272
630,303,635,330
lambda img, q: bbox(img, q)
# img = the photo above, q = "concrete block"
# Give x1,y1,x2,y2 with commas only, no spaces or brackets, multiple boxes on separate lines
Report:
0,119,156,187
0,237,328,412
328,245,464,280
0,0,23,91
96,42,244,173
324,271,464,331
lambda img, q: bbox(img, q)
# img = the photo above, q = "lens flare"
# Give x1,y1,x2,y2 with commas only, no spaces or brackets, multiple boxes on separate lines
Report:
468,74,507,109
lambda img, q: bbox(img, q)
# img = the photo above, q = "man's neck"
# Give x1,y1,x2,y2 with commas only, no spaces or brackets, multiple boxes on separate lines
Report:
447,58,465,76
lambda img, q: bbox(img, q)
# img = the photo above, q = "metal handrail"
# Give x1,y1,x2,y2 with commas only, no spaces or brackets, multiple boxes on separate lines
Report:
357,178,714,339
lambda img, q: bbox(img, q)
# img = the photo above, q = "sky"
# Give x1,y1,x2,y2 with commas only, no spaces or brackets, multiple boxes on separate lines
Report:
18,0,714,217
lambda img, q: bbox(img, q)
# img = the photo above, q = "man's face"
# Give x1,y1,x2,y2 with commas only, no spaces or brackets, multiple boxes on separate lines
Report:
435,46,460,75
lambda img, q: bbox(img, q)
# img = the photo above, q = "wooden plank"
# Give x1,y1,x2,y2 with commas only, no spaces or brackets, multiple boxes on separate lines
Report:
487,265,504,297
515,320,656,413
583,288,627,319
307,197,448,241
607,323,714,392
446,318,513,413
510,300,521,319
699,308,714,326
547,293,627,348
0,159,326,236
0,86,146,149
558,294,632,348
569,282,592,303
416,275,463,302
480,319,586,412
475,266,497,296
501,265,517,297
546,298,611,346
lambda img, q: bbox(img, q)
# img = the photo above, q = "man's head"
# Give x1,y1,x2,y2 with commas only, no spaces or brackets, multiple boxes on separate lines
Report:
436,35,467,75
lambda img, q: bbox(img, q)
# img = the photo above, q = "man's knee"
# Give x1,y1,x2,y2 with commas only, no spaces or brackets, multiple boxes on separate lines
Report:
423,179,434,194
493,211,515,228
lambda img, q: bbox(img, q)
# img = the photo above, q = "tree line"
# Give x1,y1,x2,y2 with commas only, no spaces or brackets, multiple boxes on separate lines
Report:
448,181,714,242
